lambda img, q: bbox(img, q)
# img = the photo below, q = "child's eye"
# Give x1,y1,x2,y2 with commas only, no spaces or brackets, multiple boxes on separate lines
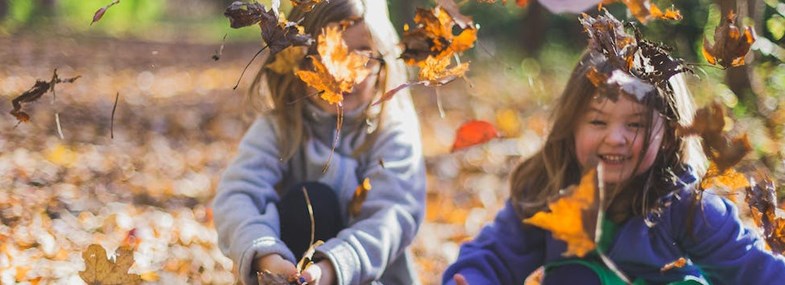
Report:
589,120,606,126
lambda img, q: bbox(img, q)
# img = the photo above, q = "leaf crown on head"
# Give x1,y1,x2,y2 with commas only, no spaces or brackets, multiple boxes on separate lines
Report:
580,10,692,122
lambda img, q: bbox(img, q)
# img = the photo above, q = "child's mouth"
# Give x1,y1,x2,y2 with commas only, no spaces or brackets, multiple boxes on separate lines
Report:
599,154,629,165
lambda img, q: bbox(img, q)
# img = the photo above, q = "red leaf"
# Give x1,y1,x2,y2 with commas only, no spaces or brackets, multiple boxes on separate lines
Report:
451,120,499,152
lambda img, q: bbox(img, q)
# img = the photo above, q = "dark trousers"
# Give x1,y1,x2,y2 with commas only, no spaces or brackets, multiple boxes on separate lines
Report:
543,263,602,285
277,182,344,259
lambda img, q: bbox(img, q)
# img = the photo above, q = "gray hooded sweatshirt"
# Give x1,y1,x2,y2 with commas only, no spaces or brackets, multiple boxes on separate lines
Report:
213,97,426,285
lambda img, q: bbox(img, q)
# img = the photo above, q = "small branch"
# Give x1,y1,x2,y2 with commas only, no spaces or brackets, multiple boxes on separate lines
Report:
233,45,268,90
111,92,119,139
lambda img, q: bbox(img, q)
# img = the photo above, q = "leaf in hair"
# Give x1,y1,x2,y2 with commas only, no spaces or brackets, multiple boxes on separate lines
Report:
524,167,601,257
702,10,756,68
295,26,371,105
290,0,325,12
580,11,637,72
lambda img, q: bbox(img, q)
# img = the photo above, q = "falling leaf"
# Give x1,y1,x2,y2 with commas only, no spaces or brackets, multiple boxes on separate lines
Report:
295,26,371,105
660,257,687,272
745,175,785,254
266,46,308,74
10,70,81,123
524,166,604,258
212,34,228,61
79,244,142,285
349,178,372,218
702,11,757,68
401,5,478,64
450,120,499,152
91,0,120,25
678,102,751,172
375,56,469,104
224,2,313,56
700,163,749,192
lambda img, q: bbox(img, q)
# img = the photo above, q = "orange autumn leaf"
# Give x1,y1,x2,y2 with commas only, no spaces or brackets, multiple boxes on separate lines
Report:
375,55,469,104
660,257,687,272
295,26,371,105
450,120,499,152
524,168,600,257
678,102,751,172
702,11,756,68
700,162,749,192
349,178,372,218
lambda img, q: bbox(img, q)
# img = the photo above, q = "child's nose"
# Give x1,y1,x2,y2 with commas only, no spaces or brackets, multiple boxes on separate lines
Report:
604,127,630,146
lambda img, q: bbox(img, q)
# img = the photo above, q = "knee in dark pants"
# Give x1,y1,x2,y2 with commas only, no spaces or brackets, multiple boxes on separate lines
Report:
278,182,344,259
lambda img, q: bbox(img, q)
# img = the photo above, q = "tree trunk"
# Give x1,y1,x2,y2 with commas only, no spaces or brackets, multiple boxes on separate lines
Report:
517,1,548,55
0,0,8,21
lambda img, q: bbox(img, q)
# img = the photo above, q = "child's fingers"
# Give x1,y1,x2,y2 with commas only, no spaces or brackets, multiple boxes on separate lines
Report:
454,273,469,285
300,264,322,284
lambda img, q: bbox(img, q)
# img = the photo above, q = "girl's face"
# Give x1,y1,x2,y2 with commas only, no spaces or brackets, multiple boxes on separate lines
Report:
310,21,381,114
574,95,665,184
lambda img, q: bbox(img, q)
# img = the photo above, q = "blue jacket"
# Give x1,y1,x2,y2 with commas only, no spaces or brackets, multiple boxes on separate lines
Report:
443,175,785,285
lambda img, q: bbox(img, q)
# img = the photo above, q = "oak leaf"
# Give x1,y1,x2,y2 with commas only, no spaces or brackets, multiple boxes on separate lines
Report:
702,11,756,68
450,120,499,152
295,26,371,105
524,167,601,257
349,178,372,218
79,244,142,285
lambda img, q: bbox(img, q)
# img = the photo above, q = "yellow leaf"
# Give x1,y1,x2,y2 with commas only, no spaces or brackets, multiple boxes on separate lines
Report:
79,244,142,285
266,46,307,74
417,56,469,83
524,168,598,257
349,178,372,218
46,144,77,167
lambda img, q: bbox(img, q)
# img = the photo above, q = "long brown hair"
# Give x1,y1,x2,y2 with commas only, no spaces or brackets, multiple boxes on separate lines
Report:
509,50,705,222
246,0,410,161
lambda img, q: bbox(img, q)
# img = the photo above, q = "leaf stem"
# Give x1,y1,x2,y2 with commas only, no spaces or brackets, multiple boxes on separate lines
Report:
233,45,269,90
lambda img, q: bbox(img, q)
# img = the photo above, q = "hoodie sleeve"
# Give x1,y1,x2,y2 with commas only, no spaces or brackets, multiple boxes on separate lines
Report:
212,117,293,285
675,192,785,285
442,201,547,285
314,111,426,285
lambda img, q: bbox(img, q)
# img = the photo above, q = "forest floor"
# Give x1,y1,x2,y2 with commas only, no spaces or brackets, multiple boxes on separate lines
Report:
0,34,555,284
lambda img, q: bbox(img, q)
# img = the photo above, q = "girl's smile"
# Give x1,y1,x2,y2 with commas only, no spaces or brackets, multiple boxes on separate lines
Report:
574,94,665,183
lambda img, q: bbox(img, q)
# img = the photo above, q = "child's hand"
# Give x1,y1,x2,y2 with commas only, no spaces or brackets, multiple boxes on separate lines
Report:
254,254,298,277
453,274,469,285
300,260,336,285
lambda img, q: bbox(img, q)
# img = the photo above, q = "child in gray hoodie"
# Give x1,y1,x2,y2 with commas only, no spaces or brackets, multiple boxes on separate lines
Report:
212,0,426,284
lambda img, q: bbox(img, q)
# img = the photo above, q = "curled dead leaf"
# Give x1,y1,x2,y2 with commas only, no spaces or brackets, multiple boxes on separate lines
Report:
702,11,756,68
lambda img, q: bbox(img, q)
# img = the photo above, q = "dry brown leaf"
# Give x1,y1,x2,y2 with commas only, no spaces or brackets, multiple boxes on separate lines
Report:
79,244,142,285
678,102,751,172
401,5,478,64
745,175,785,254
349,178,372,218
702,11,757,68
524,168,600,257
660,257,687,272
700,163,750,192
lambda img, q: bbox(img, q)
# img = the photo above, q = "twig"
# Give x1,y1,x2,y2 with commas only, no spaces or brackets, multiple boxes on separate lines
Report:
55,113,64,140
233,45,269,90
111,92,119,139
435,87,446,119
